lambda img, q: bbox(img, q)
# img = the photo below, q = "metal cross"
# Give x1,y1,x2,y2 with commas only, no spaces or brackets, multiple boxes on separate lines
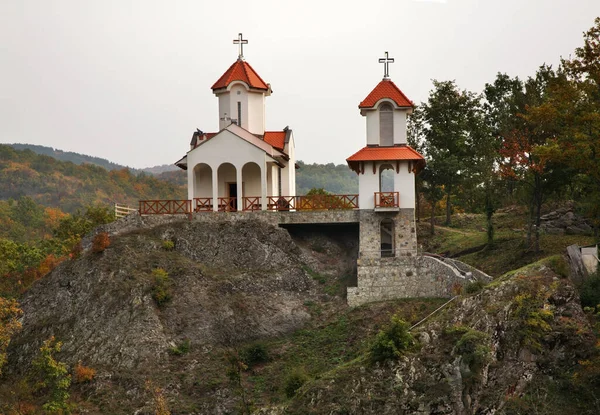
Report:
379,51,394,79
233,33,248,60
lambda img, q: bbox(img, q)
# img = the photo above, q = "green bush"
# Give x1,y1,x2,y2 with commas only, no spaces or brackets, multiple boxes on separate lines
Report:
151,268,172,307
465,279,485,294
284,368,309,398
240,343,269,368
455,329,491,373
546,255,569,278
370,315,415,362
162,240,175,251
169,339,190,356
580,273,600,311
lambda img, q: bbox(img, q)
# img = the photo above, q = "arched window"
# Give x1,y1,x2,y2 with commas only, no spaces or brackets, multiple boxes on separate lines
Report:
380,218,395,257
379,103,394,146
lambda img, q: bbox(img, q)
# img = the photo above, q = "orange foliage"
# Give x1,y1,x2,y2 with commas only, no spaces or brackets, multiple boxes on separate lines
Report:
37,254,65,278
43,207,67,230
74,361,96,383
92,232,110,253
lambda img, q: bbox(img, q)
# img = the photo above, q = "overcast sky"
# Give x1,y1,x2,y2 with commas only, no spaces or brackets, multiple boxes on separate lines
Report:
1,0,599,168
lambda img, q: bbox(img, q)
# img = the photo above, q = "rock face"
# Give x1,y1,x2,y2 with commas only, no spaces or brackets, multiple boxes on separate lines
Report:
286,265,596,415
9,217,349,372
540,206,593,235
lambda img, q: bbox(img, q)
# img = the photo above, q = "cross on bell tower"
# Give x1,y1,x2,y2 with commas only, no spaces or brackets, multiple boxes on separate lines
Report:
233,33,248,60
379,51,394,80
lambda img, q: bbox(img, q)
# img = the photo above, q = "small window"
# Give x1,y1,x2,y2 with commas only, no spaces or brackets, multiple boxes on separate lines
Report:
379,103,393,146
237,102,242,127
380,218,395,257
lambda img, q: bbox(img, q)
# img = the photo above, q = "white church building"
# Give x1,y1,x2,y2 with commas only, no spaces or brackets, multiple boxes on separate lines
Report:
175,34,296,212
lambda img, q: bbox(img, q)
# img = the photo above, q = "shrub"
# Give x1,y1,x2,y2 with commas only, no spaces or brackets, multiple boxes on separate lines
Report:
580,272,600,312
240,343,269,368
151,268,172,307
546,255,569,278
370,315,415,362
74,361,96,383
284,368,309,398
91,232,110,253
32,336,72,413
162,240,175,251
465,279,485,294
455,329,491,376
169,339,190,356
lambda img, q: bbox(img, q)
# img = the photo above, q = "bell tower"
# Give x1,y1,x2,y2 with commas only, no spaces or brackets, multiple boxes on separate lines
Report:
211,33,271,135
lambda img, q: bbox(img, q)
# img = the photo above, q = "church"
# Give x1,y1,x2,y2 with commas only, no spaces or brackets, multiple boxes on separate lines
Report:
147,34,487,306
174,34,296,213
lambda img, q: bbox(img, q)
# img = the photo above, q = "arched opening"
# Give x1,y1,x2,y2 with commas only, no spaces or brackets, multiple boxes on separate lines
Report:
379,163,395,192
193,163,212,211
217,162,237,211
379,103,394,146
242,162,262,210
380,218,395,257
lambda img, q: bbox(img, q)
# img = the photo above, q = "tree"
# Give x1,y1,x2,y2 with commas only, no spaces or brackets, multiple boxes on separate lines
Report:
418,80,485,226
0,297,22,376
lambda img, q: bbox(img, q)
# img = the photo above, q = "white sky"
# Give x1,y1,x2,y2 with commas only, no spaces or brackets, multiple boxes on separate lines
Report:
1,0,599,168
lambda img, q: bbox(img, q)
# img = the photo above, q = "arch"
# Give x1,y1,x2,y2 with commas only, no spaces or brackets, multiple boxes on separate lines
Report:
193,163,212,198
242,162,262,210
380,218,395,257
217,162,237,211
379,103,394,146
379,163,395,193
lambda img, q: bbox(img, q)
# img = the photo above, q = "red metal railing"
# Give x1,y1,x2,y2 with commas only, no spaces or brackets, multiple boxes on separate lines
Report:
374,192,399,208
218,197,237,212
139,200,191,215
243,197,262,211
193,198,212,212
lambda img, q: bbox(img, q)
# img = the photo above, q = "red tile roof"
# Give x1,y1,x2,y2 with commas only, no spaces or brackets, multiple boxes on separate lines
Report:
359,79,413,108
211,60,269,91
347,146,425,173
263,131,286,151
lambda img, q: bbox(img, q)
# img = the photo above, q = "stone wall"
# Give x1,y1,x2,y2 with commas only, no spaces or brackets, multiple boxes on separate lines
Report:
347,256,485,307
358,209,417,259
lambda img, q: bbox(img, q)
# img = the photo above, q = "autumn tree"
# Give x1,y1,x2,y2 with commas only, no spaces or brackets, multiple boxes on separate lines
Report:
0,297,22,376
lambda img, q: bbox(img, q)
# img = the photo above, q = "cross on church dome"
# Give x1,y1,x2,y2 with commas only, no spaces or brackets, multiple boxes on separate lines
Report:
233,33,248,60
379,51,394,79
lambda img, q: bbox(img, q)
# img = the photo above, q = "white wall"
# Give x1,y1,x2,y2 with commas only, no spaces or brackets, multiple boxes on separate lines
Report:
394,162,416,208
247,91,265,135
187,130,267,199
217,92,231,130
193,164,213,199
393,111,408,145
357,160,416,209
365,111,378,146
242,162,262,197
358,162,379,209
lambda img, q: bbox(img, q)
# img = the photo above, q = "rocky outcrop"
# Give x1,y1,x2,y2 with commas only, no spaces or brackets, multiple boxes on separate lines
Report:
8,217,354,373
286,264,596,415
540,206,593,235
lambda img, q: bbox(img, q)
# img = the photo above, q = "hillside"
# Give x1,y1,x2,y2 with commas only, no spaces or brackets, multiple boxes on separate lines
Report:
0,144,185,213
6,143,359,195
1,214,598,414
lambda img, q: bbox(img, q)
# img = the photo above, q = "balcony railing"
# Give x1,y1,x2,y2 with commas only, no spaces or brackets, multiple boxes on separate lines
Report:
193,198,212,212
374,192,399,208
218,197,237,212
140,194,360,215
139,200,191,215
243,197,262,211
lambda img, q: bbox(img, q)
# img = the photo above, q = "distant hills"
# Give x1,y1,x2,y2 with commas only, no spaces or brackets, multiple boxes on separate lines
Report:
0,144,185,213
4,143,358,196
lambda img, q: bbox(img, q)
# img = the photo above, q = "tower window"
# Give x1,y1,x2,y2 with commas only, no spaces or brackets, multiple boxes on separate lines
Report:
379,103,393,146
237,102,242,127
